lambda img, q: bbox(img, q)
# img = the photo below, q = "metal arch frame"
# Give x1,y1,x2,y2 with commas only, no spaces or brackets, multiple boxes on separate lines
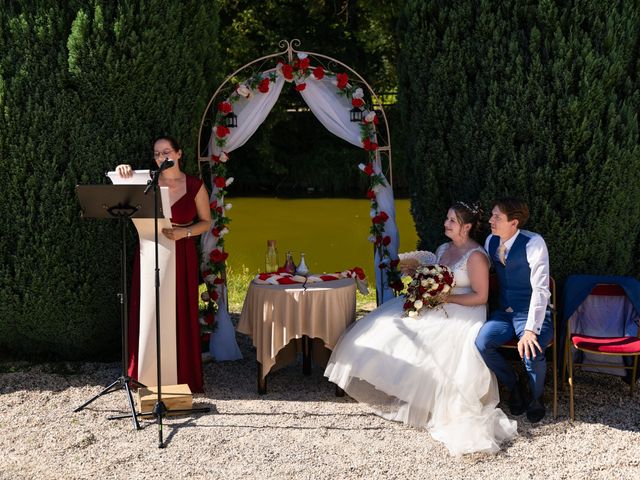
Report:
196,39,393,186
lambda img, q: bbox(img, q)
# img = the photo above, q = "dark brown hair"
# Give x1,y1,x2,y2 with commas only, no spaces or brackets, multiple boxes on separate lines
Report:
153,135,181,152
451,201,484,241
492,197,529,228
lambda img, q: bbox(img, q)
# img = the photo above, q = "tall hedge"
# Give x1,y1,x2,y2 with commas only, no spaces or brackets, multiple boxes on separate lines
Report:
0,1,219,359
398,0,640,282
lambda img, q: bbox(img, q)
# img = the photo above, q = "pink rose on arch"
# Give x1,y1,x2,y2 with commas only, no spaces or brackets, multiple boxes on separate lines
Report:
313,66,324,80
364,111,379,125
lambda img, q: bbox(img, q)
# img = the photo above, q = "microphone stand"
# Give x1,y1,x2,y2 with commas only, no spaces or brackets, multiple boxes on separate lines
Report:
142,162,209,448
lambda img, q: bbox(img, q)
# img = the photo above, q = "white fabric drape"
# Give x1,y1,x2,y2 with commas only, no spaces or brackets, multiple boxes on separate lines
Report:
201,65,400,346
298,76,362,148
301,75,398,302
372,155,399,303
209,74,286,157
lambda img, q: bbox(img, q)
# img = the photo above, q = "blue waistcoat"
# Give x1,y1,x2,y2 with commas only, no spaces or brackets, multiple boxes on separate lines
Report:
488,233,532,313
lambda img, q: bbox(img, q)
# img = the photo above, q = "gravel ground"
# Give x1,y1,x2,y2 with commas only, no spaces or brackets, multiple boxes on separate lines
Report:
1,317,639,480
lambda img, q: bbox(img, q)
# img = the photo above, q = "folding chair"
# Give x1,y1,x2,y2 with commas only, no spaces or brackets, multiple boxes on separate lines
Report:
564,283,640,421
491,275,558,418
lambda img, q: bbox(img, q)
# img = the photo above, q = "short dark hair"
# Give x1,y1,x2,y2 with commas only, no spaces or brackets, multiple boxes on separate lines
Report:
493,197,529,228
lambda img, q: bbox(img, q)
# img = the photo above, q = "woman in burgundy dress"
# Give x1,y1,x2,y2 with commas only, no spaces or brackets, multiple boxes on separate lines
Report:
116,136,211,393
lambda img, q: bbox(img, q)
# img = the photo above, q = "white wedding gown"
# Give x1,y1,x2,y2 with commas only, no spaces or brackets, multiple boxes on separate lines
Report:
324,245,517,455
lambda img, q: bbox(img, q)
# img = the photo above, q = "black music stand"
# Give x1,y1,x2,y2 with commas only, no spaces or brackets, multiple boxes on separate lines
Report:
73,184,158,430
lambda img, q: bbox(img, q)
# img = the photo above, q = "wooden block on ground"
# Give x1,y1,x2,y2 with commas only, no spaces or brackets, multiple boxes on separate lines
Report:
137,384,192,417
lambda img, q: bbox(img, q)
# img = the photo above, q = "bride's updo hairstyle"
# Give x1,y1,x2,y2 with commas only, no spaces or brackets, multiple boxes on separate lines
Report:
452,201,484,241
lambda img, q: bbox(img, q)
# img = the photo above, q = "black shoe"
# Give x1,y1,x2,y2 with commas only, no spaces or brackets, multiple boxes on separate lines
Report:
508,380,527,416
526,397,546,423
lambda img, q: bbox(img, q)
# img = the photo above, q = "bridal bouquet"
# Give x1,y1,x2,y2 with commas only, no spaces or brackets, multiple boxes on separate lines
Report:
403,264,455,318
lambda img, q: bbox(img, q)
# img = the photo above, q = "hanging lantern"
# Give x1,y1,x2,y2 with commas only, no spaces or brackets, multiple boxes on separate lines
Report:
350,107,363,123
224,111,238,128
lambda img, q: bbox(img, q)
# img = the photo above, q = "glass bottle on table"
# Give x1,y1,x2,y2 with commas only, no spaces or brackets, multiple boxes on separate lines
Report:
296,252,309,276
283,251,296,274
265,240,279,273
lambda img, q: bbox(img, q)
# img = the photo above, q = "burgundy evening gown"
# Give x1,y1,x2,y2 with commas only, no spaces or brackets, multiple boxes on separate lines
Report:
127,174,204,393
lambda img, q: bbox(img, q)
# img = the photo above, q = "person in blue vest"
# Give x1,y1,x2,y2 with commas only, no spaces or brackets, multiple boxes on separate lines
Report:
475,198,552,423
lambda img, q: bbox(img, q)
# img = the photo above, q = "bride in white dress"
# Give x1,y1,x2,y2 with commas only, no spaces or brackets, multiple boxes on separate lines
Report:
325,202,517,455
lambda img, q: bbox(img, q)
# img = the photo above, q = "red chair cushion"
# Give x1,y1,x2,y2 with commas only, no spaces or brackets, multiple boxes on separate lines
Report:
571,334,640,354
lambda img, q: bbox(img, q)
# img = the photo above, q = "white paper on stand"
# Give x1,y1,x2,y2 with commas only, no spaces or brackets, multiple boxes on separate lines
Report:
107,170,177,387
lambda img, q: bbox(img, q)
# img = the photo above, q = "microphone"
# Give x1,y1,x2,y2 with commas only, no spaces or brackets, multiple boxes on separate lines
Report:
159,158,175,171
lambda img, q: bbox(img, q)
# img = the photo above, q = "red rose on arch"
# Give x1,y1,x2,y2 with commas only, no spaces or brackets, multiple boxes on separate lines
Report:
363,163,374,176
366,189,376,200
258,78,270,93
295,83,306,91
213,277,225,285
336,73,349,89
209,248,229,263
391,280,404,292
352,98,364,108
372,215,384,225
379,211,389,222
390,259,400,269
299,58,310,70
382,236,391,246
216,125,230,138
363,138,378,151
313,66,324,79
217,101,232,113
214,176,226,188
209,199,218,210
281,64,294,80
211,289,220,301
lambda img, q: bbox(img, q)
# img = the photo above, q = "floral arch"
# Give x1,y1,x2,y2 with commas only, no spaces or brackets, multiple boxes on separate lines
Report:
196,39,401,360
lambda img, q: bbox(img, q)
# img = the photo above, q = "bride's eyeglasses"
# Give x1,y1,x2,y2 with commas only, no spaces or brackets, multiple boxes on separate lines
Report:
153,148,174,159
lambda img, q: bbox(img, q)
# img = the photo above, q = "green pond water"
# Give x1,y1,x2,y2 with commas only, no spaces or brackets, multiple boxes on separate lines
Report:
224,198,419,280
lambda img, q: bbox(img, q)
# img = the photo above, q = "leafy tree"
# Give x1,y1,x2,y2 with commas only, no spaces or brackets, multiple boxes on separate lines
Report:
398,0,640,281
215,0,407,196
0,0,219,359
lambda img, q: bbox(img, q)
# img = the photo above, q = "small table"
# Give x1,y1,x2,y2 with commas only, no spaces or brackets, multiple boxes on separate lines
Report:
237,277,357,394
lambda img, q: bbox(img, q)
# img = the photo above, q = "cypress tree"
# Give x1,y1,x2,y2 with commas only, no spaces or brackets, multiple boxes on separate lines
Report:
398,0,640,282
0,1,219,359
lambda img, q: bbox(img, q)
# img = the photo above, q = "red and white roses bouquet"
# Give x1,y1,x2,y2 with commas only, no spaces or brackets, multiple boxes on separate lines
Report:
403,264,455,318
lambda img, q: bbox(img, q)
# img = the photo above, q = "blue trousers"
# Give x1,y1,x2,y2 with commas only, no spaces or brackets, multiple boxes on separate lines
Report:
475,310,553,400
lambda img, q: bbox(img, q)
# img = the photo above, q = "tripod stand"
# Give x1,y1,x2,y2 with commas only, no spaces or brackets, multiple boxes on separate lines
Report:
74,186,150,430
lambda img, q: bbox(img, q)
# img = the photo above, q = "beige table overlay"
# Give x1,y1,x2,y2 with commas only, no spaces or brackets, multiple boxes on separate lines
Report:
237,277,357,378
